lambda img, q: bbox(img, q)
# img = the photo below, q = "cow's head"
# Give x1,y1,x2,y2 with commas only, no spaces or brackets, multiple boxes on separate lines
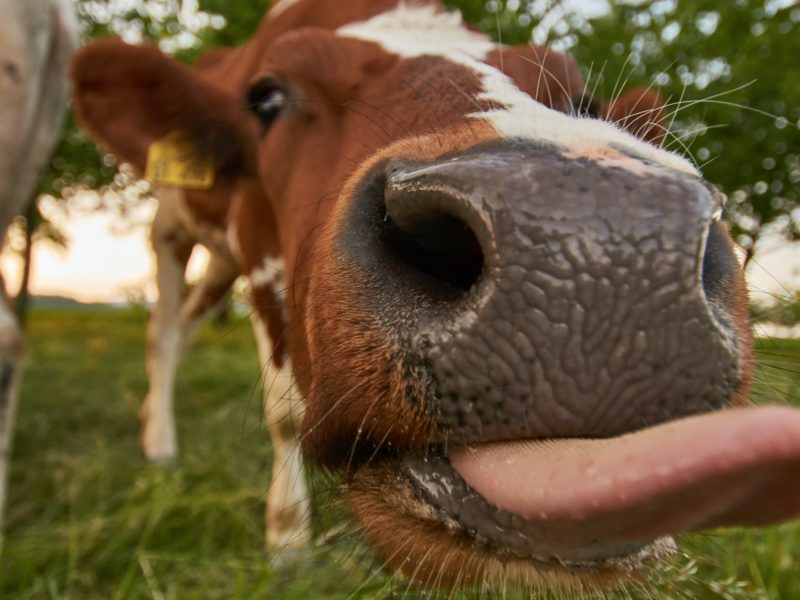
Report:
72,0,800,594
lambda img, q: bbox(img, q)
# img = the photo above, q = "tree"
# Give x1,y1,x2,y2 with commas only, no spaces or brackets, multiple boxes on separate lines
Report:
38,0,800,266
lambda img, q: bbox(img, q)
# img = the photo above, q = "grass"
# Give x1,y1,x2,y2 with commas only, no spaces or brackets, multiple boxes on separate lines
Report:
0,309,799,598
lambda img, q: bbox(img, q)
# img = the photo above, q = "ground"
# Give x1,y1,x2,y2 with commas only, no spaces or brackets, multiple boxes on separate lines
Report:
0,309,798,599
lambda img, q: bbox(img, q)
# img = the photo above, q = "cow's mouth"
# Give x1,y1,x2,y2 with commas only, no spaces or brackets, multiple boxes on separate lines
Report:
348,406,800,590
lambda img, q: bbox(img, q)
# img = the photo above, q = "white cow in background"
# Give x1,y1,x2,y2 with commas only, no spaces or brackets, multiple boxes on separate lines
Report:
0,0,78,523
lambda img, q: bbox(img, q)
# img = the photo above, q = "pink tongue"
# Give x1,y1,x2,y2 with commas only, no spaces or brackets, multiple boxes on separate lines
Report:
450,407,800,544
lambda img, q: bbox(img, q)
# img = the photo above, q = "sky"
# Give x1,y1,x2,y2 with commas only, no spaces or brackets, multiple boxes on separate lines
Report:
0,196,210,304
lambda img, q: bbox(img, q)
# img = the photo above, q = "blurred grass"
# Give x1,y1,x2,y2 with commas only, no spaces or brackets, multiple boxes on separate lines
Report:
0,309,798,599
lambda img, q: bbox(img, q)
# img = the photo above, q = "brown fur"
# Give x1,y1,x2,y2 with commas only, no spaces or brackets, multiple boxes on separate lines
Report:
486,46,586,114
602,87,668,145
71,40,255,179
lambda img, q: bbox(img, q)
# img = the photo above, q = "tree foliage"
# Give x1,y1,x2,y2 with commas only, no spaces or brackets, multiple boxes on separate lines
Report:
568,0,800,259
44,0,800,257
194,0,270,49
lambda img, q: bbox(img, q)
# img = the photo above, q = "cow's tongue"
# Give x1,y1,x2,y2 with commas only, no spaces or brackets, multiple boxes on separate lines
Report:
450,407,800,546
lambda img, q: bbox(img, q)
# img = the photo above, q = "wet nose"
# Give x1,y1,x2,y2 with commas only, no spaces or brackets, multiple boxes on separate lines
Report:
350,142,742,444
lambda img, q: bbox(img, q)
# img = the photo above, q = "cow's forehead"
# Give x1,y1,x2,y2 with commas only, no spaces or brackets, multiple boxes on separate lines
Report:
336,4,697,177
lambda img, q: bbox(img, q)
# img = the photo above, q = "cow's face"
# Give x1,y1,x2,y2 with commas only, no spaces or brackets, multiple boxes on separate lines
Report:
71,3,800,594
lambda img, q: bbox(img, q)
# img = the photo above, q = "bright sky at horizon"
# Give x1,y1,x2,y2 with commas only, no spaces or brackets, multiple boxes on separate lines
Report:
0,197,210,304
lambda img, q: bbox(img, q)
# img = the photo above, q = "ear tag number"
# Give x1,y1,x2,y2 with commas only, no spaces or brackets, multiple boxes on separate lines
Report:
145,131,215,190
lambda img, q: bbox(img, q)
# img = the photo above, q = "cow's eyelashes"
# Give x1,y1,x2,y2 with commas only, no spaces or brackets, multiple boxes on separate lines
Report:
247,78,289,128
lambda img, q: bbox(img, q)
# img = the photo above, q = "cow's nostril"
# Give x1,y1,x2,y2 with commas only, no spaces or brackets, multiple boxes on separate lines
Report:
701,220,740,308
379,162,492,295
382,209,483,292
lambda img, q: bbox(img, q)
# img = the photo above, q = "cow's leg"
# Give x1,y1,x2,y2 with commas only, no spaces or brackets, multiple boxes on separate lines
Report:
141,203,194,462
250,305,310,552
142,217,239,462
0,284,23,525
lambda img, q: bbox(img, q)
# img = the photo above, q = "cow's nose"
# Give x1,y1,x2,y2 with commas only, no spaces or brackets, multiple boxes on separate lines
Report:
347,142,742,444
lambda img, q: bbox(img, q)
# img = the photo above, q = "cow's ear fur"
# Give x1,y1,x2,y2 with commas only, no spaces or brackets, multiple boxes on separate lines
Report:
484,45,586,114
601,87,666,145
71,38,254,176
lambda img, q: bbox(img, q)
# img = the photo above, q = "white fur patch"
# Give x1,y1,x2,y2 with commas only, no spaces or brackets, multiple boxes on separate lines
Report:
250,257,286,291
338,4,697,176
250,314,310,550
338,4,495,60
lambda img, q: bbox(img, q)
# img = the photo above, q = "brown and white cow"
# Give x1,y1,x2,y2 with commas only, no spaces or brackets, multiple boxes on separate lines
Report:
0,0,77,524
74,24,309,550
72,0,800,593
139,48,245,465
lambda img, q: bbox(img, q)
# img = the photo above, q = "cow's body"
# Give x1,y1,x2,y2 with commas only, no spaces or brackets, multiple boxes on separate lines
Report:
0,0,77,523
139,48,244,464
73,0,800,594
124,42,311,548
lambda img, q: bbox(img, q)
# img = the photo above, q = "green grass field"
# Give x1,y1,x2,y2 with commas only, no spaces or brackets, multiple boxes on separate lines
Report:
1,310,799,599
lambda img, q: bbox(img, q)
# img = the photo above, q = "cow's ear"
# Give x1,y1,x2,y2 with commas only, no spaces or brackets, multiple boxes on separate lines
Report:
71,38,254,177
600,88,667,145
484,45,586,113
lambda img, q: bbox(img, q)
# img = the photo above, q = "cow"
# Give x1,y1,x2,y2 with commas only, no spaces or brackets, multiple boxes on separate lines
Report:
71,0,800,594
139,48,244,465
0,0,78,524
79,41,309,550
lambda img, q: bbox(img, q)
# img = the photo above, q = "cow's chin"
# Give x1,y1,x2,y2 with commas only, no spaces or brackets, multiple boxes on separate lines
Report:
348,461,669,593
346,406,800,592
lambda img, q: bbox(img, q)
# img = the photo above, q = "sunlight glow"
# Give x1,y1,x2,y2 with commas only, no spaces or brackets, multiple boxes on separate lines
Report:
0,197,210,304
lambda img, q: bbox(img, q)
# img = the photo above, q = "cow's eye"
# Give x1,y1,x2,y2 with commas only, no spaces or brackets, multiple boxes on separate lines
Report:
247,78,289,128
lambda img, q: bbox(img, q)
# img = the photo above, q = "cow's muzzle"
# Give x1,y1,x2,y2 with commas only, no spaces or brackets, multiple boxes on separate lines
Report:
352,141,744,444
327,141,800,589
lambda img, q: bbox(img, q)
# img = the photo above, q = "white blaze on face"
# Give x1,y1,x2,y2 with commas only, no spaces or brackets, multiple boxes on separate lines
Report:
339,4,496,59
338,3,698,177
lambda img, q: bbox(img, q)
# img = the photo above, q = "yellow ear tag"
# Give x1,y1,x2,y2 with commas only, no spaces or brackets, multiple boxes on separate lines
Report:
145,131,215,190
